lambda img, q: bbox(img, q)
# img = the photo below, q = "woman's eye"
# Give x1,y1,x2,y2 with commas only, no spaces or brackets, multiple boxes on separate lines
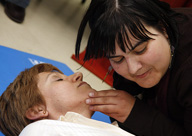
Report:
133,41,148,55
111,57,124,64
56,78,63,81
134,46,147,55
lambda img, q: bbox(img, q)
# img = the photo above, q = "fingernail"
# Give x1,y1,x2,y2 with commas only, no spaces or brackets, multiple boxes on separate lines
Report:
86,99,91,104
89,92,94,97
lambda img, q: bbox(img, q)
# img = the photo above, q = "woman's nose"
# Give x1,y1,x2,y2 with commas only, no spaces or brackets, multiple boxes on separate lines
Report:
125,56,142,75
71,72,83,82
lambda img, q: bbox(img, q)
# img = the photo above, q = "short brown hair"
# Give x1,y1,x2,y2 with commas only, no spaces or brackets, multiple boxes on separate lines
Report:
0,63,63,136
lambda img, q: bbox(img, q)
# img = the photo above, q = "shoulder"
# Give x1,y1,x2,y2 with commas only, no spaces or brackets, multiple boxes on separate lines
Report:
19,119,129,136
19,120,61,136
173,8,192,40
174,8,192,40
19,120,91,136
171,8,192,70
173,8,192,15
170,53,192,106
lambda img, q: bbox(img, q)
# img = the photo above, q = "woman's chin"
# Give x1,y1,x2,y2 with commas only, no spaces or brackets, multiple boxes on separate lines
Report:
137,79,160,88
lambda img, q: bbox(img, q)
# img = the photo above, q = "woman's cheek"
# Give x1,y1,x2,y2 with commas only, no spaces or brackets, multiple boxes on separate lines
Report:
143,44,159,64
110,62,128,76
110,61,119,71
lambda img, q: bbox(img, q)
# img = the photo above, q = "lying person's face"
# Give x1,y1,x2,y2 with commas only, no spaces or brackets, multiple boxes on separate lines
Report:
37,71,95,119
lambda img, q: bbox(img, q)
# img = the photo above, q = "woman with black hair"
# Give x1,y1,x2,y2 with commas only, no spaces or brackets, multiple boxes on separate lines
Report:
75,0,192,135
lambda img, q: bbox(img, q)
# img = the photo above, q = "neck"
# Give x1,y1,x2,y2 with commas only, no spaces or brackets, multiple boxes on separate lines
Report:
77,108,94,118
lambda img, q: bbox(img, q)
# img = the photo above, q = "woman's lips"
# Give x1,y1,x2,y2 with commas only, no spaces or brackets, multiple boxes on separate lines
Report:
78,82,88,87
136,69,152,78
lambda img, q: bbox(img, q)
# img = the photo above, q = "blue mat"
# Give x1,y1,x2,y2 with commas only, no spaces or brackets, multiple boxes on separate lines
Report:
0,45,110,136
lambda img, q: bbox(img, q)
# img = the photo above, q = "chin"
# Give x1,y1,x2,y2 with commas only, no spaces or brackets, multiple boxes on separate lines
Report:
137,79,160,88
139,83,155,88
137,72,162,88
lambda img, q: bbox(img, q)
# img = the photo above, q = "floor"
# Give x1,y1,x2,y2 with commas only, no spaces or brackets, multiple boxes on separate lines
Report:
0,0,111,90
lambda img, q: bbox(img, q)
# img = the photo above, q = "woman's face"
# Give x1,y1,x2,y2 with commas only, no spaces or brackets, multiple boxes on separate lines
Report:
109,26,171,88
37,71,95,119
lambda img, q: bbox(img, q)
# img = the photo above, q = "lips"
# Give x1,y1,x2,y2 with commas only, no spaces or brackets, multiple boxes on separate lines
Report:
78,82,87,87
136,69,152,78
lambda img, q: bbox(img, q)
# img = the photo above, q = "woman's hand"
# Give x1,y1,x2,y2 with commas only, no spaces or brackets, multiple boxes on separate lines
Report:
86,89,136,123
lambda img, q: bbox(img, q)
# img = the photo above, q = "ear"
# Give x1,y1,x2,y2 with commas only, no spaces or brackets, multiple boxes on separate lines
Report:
25,105,48,120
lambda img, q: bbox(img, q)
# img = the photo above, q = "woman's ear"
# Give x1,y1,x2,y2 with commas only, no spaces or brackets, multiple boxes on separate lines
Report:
25,105,48,120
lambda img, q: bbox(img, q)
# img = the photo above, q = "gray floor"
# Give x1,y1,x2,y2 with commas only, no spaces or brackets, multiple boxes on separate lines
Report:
0,0,111,90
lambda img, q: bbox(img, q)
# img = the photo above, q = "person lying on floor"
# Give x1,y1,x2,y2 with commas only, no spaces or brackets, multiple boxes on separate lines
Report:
0,63,134,136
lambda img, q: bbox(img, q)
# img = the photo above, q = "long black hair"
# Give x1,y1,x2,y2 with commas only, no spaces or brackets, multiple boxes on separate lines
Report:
75,0,180,61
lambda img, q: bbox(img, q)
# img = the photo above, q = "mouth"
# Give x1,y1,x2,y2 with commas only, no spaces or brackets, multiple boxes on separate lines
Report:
78,82,88,87
136,69,152,78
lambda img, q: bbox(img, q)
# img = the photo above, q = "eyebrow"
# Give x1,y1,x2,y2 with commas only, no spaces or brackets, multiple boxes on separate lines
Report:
45,72,57,82
132,40,145,50
107,40,145,58
107,55,122,59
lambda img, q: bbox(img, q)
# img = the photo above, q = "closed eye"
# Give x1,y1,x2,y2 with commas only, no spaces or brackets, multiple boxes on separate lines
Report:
134,46,147,55
109,56,124,64
133,41,148,55
56,78,63,81
113,57,124,64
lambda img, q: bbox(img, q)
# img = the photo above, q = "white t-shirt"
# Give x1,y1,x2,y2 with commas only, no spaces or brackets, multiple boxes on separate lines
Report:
19,112,134,136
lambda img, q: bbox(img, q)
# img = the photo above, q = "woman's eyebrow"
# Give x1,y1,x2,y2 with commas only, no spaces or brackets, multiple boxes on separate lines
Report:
107,40,146,58
107,55,122,59
132,40,145,50
46,73,58,82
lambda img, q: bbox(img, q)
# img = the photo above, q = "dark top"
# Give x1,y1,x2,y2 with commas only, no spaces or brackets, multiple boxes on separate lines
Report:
112,8,192,136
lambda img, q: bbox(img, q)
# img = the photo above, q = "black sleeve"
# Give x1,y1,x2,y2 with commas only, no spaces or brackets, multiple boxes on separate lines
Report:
113,72,184,136
176,59,192,136
117,99,185,136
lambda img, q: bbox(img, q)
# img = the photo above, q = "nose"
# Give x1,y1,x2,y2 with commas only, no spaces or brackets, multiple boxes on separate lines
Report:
70,72,83,82
125,55,142,75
